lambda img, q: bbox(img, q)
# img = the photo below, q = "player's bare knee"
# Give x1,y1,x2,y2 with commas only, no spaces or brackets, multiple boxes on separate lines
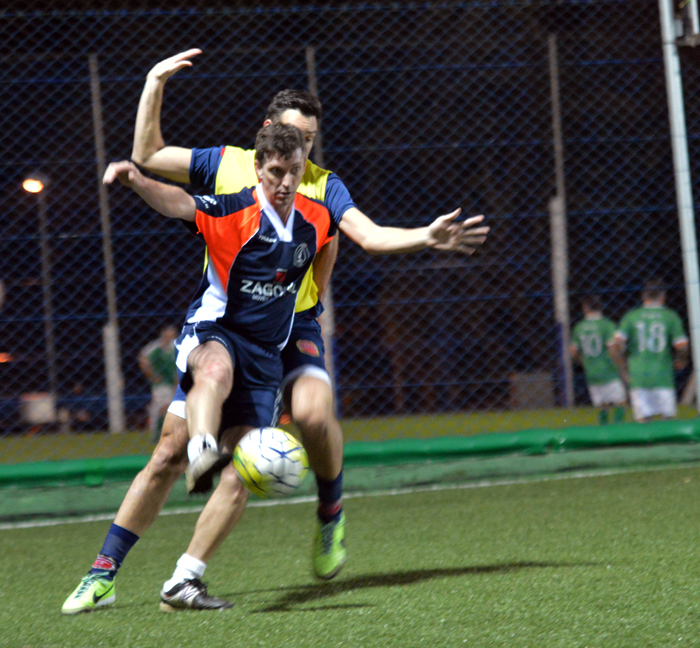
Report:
292,400,330,439
189,343,233,392
290,378,332,433
195,359,233,394
217,464,249,501
149,441,188,479
148,415,189,478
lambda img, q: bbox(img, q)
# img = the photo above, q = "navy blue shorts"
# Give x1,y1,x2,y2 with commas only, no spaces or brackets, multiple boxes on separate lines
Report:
171,321,282,432
281,312,327,377
269,312,332,424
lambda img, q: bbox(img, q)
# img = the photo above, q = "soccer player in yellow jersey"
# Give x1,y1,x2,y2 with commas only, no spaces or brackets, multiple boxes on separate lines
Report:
61,49,489,614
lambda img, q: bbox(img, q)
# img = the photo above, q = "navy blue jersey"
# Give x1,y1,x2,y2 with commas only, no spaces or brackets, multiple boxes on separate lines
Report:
190,145,355,317
186,185,334,348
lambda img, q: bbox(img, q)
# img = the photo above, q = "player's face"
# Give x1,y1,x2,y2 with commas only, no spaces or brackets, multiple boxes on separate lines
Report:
264,109,318,157
255,149,306,218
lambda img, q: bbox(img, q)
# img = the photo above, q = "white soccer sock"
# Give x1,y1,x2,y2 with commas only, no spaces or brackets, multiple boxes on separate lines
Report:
162,554,207,592
187,433,218,463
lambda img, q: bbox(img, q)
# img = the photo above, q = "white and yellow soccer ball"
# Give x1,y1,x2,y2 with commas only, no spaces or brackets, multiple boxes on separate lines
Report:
233,428,309,498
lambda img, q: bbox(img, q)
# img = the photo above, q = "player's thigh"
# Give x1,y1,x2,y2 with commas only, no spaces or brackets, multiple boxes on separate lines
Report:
188,340,234,386
175,322,237,394
175,327,282,445
216,330,281,439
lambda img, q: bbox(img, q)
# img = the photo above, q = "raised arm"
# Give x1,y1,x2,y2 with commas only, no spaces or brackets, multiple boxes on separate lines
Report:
104,160,196,222
338,206,489,255
131,49,202,183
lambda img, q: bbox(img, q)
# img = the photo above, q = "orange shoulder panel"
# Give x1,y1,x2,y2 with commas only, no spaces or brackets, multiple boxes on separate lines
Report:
294,195,332,253
195,205,260,291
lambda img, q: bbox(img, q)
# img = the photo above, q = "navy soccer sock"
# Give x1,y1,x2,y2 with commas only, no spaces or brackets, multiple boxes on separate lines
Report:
316,471,343,524
89,523,140,581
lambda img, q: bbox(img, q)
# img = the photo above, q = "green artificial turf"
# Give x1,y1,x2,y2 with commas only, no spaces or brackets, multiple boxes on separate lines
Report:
3,464,700,647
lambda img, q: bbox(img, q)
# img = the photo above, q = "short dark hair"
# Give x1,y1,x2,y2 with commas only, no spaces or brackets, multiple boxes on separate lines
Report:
582,295,603,312
265,89,322,123
254,122,305,165
642,279,666,301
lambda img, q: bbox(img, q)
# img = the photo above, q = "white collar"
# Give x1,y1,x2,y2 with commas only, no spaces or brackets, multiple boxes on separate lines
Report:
255,184,295,242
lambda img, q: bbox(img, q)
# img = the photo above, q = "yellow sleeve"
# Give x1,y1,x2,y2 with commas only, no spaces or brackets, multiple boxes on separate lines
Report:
214,151,330,313
215,147,258,194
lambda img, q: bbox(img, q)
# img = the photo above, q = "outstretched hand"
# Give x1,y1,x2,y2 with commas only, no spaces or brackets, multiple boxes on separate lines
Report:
147,48,202,83
427,210,490,254
103,160,143,188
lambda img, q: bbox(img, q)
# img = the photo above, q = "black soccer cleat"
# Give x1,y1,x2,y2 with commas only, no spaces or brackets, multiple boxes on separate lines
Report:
159,578,233,612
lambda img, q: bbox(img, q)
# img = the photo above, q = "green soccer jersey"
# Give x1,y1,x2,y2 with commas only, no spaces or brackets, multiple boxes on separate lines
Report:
571,316,620,385
145,343,177,387
616,306,688,389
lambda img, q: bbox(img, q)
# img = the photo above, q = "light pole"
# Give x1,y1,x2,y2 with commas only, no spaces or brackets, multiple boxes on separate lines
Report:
22,173,58,397
90,53,125,433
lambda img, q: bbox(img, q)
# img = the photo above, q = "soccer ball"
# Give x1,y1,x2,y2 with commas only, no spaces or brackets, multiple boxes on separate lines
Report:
233,427,309,498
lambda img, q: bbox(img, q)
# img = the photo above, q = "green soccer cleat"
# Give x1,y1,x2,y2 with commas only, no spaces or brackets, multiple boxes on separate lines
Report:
313,512,347,580
61,574,116,615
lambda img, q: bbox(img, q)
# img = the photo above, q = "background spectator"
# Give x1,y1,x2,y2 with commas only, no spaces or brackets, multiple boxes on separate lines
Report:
139,325,178,442
570,295,626,424
611,280,689,422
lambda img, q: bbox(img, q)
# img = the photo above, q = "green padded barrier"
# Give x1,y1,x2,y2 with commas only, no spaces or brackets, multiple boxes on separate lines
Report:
2,419,699,489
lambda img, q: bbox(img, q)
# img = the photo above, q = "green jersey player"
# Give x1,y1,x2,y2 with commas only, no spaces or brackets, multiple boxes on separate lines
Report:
611,280,689,422
138,324,178,442
570,295,626,424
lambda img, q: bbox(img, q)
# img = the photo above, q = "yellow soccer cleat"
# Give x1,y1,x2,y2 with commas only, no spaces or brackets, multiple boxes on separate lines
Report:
61,574,115,615
313,513,347,580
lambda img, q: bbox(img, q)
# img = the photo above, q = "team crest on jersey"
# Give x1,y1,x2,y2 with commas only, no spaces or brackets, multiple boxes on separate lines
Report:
293,243,310,268
296,339,320,357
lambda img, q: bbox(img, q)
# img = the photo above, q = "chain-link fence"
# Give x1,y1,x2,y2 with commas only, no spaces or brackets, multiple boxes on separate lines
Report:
0,0,696,462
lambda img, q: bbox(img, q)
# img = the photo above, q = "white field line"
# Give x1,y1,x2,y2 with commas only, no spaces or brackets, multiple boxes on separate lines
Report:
0,461,697,531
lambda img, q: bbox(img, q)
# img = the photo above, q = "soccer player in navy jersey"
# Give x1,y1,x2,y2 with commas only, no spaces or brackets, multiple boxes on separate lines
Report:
63,123,334,613
61,50,489,614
